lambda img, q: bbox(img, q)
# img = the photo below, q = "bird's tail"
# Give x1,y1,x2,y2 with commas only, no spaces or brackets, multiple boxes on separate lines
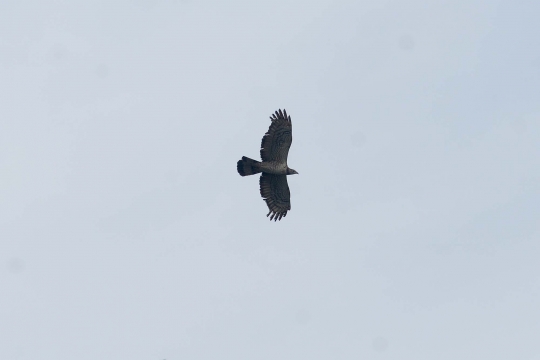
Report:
237,156,262,176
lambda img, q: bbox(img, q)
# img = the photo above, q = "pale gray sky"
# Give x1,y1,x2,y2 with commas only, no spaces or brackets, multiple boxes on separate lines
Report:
1,0,539,359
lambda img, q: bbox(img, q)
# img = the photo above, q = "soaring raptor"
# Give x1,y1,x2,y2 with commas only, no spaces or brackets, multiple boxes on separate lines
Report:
237,109,298,221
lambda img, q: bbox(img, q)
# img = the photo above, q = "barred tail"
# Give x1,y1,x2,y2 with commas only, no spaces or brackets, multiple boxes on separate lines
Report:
237,156,261,176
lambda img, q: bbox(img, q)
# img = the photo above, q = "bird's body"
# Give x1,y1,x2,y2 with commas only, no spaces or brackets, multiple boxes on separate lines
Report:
259,161,289,175
237,109,298,221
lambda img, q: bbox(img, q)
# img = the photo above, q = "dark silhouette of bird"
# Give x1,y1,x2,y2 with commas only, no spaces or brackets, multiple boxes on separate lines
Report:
237,109,298,221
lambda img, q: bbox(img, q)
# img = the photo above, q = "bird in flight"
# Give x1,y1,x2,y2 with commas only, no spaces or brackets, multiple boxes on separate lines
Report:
237,109,298,221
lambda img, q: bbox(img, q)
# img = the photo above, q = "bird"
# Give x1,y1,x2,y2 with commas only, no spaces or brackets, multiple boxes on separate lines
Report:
237,109,298,221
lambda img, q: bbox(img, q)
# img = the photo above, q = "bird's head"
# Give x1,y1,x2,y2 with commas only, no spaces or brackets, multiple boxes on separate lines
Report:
287,168,299,175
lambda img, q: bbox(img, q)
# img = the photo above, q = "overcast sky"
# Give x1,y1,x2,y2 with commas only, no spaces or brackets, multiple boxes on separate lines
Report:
1,0,539,359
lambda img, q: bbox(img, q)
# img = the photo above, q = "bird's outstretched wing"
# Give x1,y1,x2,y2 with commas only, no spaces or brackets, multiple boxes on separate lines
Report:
259,173,291,221
260,109,292,162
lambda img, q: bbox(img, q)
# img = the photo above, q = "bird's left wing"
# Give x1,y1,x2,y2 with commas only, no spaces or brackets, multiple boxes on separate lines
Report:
259,173,291,221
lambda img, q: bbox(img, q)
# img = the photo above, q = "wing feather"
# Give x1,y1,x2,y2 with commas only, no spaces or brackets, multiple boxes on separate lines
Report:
259,173,291,221
260,109,292,162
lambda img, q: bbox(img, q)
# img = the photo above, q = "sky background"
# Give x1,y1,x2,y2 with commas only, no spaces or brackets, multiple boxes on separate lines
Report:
1,0,539,359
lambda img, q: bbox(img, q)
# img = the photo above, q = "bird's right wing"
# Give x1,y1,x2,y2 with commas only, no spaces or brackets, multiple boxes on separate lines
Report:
259,173,291,221
260,109,292,162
